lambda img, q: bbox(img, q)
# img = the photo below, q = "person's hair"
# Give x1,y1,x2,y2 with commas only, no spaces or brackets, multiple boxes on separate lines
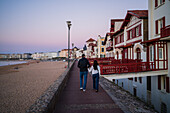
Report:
93,60,98,70
82,54,85,57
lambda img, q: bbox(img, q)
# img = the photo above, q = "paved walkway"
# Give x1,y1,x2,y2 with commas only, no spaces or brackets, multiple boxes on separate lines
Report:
53,61,124,113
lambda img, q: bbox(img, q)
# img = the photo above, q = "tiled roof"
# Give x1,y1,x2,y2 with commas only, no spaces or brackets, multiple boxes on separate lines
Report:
112,10,148,37
128,10,148,19
86,38,96,42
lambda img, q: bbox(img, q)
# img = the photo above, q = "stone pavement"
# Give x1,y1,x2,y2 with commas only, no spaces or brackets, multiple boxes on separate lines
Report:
53,61,124,113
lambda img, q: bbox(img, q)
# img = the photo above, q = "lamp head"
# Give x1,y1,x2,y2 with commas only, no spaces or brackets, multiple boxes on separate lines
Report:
66,21,72,28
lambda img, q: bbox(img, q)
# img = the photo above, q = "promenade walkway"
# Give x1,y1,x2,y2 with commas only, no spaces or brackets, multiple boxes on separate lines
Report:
53,61,124,113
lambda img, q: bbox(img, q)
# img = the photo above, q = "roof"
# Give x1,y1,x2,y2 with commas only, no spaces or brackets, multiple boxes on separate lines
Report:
86,38,96,42
88,43,97,47
128,10,148,19
112,10,148,37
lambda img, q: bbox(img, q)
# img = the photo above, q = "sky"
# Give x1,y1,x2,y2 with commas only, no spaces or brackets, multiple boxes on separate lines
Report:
0,0,148,54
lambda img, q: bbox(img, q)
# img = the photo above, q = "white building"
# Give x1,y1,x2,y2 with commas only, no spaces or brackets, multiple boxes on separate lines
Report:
86,38,97,58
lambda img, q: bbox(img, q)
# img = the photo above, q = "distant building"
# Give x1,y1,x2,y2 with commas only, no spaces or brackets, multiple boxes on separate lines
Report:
31,52,44,60
0,54,10,59
86,38,97,58
97,35,106,58
22,53,32,59
76,49,84,59
59,49,72,58
72,47,79,59
9,54,22,59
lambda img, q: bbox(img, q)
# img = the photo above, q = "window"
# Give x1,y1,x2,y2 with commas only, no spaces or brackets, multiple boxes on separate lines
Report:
155,17,165,34
155,0,165,8
139,77,142,83
101,48,104,52
150,46,154,62
101,41,104,45
136,48,141,60
159,48,163,59
130,30,132,39
136,27,139,36
158,76,170,93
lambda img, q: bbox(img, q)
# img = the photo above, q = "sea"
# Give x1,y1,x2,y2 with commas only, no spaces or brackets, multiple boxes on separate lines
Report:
0,61,27,66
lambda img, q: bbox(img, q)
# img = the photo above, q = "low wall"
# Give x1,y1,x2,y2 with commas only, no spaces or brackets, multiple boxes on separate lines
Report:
26,60,75,113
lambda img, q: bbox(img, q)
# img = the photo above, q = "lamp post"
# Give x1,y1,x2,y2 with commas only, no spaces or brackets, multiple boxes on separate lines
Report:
66,21,72,68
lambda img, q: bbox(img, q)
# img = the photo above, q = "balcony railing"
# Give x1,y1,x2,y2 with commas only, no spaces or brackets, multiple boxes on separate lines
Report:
161,25,170,38
100,62,155,75
88,58,142,66
106,46,113,51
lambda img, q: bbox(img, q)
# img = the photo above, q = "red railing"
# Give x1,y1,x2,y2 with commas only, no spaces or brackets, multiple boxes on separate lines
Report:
100,62,155,75
106,46,113,51
161,25,170,38
88,58,142,66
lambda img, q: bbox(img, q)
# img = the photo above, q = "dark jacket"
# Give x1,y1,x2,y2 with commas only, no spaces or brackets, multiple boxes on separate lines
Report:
78,57,90,72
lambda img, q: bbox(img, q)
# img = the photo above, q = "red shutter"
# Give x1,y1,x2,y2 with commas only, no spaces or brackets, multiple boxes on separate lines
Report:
155,0,158,7
139,24,141,36
158,75,161,90
127,31,130,40
166,77,169,93
162,17,165,28
155,20,158,34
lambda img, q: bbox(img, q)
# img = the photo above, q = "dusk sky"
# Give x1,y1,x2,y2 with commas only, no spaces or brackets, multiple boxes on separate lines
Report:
0,0,148,54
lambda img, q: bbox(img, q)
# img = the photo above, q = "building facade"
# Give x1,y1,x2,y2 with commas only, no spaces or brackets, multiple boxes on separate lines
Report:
97,35,106,58
86,38,97,58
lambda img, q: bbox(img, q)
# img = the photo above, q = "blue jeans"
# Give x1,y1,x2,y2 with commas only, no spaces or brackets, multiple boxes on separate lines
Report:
92,73,99,91
80,71,88,90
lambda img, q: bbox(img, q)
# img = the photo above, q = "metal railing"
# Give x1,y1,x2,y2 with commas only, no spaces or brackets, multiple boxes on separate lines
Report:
100,62,155,75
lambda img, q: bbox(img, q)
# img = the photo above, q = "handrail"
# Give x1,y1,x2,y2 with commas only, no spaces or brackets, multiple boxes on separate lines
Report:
100,62,155,75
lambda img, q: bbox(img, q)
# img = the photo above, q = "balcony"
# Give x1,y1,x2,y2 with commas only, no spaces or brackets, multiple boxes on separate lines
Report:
161,25,170,38
106,46,113,51
100,62,155,75
88,57,167,75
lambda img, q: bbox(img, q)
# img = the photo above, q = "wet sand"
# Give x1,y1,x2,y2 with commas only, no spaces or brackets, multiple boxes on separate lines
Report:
0,61,67,113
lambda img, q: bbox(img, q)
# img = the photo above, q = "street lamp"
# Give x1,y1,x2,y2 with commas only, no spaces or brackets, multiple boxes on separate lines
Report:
66,21,72,68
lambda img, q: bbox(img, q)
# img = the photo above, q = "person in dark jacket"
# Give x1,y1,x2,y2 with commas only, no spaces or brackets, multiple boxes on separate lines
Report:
78,54,90,91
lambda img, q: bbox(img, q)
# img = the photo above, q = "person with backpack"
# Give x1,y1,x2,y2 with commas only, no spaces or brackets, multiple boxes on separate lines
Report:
88,60,100,92
77,54,90,92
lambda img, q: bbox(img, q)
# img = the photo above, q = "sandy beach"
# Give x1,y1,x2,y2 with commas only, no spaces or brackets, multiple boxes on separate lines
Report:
0,61,67,113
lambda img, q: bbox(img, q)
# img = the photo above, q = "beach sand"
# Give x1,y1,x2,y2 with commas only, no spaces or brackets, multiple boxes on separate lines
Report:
0,61,67,113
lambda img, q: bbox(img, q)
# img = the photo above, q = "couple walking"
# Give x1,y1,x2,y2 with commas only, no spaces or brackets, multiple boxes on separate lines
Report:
77,54,100,92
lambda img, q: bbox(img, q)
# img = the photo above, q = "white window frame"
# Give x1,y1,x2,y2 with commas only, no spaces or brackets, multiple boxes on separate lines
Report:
158,19,163,34
136,27,139,36
130,30,132,39
150,46,154,62
159,48,163,59
161,76,166,92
